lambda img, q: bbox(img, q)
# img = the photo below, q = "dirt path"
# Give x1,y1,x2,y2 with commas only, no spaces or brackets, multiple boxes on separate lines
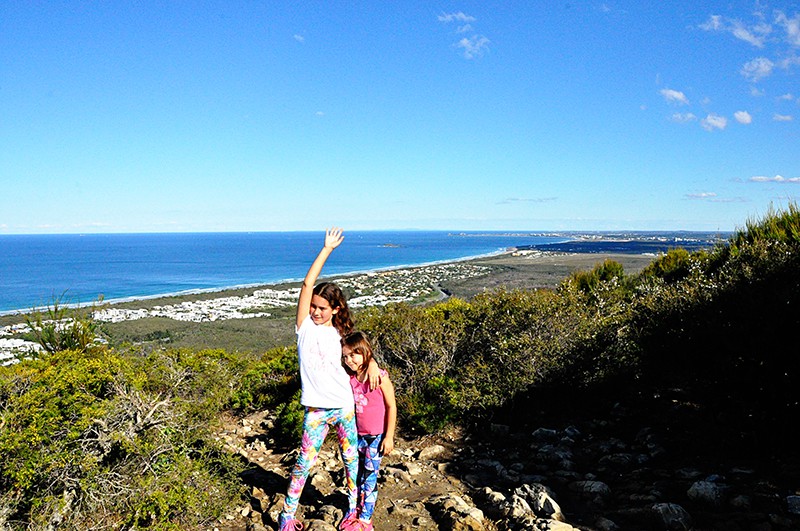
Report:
213,410,489,531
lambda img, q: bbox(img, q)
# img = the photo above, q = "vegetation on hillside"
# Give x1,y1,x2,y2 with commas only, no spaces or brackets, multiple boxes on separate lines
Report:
357,204,800,436
0,347,249,529
1,204,798,528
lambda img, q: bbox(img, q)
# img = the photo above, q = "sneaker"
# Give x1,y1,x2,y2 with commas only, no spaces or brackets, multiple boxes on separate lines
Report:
338,510,359,530
357,520,374,531
278,516,304,531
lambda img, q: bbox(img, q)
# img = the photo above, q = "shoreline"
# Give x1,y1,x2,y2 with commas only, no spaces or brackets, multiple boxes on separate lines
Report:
0,248,518,317
2,249,655,321
1,250,657,359
1,231,725,316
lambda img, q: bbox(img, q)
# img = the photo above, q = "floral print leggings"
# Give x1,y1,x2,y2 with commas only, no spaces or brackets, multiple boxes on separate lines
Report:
356,434,384,521
281,407,358,519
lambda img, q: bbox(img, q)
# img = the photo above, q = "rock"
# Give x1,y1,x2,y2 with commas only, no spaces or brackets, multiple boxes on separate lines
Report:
687,480,727,506
475,487,507,518
403,461,423,476
265,495,284,526
594,516,620,531
418,444,446,461
598,452,642,469
652,502,693,531
303,519,336,531
383,465,414,484
490,423,510,436
450,515,484,531
514,483,565,521
568,480,612,506
788,495,800,515
531,427,560,442
504,494,533,519
675,467,703,480
314,505,342,526
535,520,577,531
310,469,335,496
427,494,485,531
729,494,751,509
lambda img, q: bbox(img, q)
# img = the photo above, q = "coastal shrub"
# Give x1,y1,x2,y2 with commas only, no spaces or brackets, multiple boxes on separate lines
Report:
274,389,305,443
358,288,613,429
357,301,466,391
402,376,461,433
232,345,299,411
639,247,695,283
354,206,799,436
625,204,800,441
23,297,103,355
0,349,119,495
356,300,470,431
450,288,557,411
567,259,626,295
0,346,247,529
728,202,800,252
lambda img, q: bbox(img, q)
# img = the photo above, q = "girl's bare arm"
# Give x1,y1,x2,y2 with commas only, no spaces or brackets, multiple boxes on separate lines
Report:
380,375,397,455
296,228,344,329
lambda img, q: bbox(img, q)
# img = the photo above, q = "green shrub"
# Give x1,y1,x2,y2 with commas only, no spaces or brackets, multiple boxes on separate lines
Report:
401,376,461,433
23,296,103,355
0,347,247,529
232,345,299,411
640,247,694,283
273,389,305,443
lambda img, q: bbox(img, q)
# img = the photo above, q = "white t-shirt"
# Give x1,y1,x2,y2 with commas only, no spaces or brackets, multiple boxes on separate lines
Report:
296,315,354,409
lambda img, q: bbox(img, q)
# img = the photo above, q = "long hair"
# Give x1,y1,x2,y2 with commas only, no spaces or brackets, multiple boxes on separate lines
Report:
341,331,374,375
313,281,353,336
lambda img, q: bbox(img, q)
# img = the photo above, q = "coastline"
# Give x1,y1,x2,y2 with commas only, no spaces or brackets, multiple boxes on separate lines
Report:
1,230,726,317
1,250,657,360
0,248,518,318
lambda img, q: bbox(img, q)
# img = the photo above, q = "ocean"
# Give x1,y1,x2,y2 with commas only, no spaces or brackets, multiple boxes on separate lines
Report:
0,230,724,314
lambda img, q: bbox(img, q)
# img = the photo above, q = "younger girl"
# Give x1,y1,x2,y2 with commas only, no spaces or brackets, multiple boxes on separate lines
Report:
279,228,379,531
341,331,397,531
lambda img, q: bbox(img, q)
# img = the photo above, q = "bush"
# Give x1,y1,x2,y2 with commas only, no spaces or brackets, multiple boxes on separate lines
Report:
232,345,299,411
23,296,103,355
0,347,248,529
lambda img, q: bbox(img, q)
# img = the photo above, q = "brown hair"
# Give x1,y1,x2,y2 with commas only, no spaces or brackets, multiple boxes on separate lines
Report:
341,330,374,375
313,282,353,337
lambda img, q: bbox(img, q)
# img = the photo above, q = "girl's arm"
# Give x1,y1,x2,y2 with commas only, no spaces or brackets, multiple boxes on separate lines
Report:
366,358,380,390
379,374,397,455
296,228,344,329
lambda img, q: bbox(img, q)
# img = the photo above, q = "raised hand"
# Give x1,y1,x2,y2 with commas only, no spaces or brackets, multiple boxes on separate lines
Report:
324,227,344,250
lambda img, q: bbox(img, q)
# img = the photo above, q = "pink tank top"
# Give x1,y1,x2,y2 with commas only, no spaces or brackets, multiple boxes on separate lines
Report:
350,369,388,436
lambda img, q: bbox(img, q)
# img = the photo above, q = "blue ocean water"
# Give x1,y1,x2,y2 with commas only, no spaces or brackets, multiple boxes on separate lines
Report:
0,231,725,314
0,231,563,313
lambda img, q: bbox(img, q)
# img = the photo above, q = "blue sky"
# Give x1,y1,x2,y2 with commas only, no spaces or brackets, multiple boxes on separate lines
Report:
1,1,798,234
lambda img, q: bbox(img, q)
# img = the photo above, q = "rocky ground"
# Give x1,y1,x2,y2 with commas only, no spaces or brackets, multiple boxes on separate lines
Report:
211,389,800,531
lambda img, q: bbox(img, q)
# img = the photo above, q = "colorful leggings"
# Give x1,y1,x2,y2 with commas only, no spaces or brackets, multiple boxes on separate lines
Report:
356,434,384,521
281,407,358,519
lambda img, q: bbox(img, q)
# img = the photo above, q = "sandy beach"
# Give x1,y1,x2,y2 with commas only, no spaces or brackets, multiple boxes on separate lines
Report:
1,250,656,359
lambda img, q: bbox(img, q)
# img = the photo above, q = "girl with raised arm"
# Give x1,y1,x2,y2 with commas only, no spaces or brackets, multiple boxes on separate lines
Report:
278,228,379,531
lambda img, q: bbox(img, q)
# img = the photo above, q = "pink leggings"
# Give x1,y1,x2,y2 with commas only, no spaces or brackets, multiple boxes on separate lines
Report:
281,407,358,518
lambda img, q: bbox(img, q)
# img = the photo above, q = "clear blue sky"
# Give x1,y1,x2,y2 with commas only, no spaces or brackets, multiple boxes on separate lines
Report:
1,1,798,234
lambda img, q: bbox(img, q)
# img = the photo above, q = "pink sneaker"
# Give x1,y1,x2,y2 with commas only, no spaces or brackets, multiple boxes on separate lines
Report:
279,516,304,531
338,510,359,530
358,520,374,531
